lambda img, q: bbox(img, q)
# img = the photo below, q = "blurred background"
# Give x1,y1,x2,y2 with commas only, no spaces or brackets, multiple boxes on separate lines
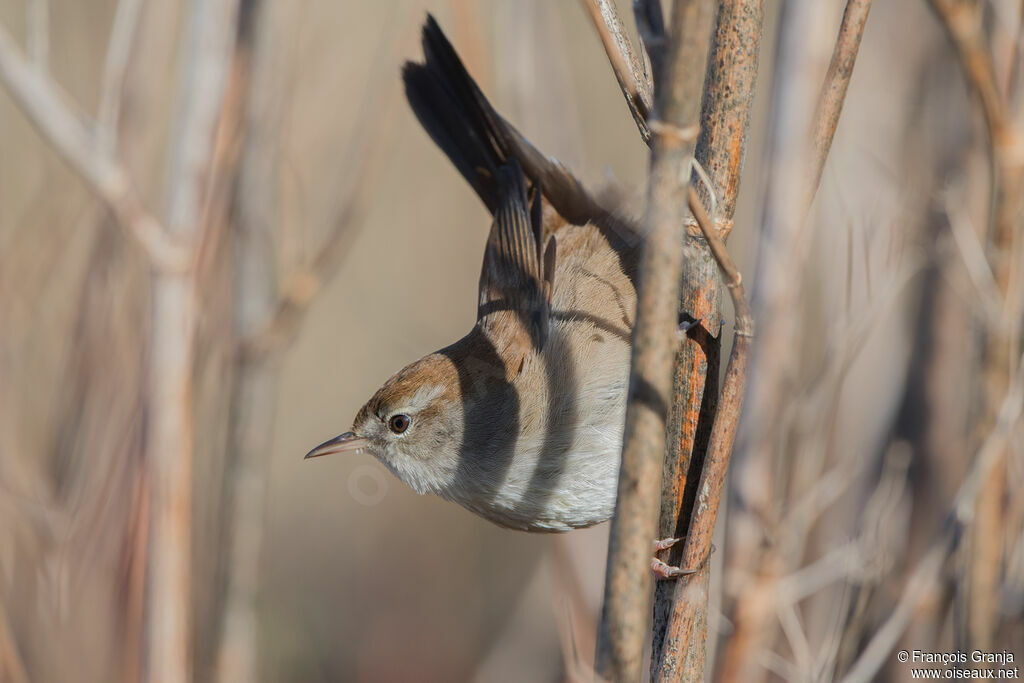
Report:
0,0,1021,681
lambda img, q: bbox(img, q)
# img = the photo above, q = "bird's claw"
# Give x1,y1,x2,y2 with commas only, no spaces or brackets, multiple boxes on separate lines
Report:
678,319,700,334
649,536,714,579
651,557,697,579
652,537,683,552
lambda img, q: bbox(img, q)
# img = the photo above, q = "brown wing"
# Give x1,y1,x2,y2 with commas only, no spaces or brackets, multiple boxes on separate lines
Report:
478,161,553,353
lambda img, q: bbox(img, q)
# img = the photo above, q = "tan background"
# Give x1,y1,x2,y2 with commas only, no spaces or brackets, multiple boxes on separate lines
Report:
2,0,1003,681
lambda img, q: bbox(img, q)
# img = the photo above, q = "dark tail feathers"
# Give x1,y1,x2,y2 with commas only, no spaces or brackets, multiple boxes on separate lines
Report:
403,15,599,225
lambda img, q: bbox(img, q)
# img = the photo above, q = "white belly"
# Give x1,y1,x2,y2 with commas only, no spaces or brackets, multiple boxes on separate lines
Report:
445,316,630,531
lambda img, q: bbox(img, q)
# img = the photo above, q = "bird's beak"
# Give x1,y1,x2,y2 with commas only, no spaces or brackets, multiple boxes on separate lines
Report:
303,432,371,459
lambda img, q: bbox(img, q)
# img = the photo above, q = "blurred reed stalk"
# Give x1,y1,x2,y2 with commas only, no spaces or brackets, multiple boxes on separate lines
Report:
209,3,274,682
2,0,402,678
926,0,1024,658
716,1,874,680
214,2,396,679
0,1,238,680
145,2,241,681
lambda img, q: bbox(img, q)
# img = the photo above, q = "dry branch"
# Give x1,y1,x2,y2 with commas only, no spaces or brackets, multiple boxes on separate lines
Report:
210,8,273,682
651,2,764,679
662,187,753,683
97,0,147,156
927,0,1024,654
720,2,855,679
218,13,402,682
595,1,716,680
807,0,873,210
580,0,652,143
633,0,667,90
0,21,188,272
839,356,1024,683
145,1,240,681
241,136,383,358
241,45,400,359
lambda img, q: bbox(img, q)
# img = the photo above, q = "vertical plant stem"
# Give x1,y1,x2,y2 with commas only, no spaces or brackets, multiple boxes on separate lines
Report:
807,0,873,210
720,1,844,679
926,0,1024,654
652,2,764,680
97,0,147,156
596,1,715,680
145,1,240,681
214,3,278,681
580,0,653,142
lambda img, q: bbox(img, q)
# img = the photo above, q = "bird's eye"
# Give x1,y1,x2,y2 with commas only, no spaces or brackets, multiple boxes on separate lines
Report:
388,414,411,434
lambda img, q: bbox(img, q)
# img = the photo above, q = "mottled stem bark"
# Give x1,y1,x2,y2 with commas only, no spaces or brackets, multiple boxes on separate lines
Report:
651,2,763,681
595,1,716,680
580,0,653,143
634,0,667,91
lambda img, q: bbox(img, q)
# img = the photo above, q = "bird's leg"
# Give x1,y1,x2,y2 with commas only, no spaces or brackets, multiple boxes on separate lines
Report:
651,558,697,579
650,539,717,580
651,537,694,579
678,316,700,335
653,537,683,552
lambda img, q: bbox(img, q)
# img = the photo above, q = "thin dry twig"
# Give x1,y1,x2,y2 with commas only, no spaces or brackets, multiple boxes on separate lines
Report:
807,0,873,210
0,21,188,272
97,0,147,155
677,186,753,560
943,186,1003,322
0,606,28,683
633,0,666,89
208,12,272,683
27,0,48,71
580,0,652,143
839,355,1024,683
688,186,752,335
240,181,372,358
928,0,1024,653
721,2,850,678
595,1,716,680
241,58,401,359
929,0,1015,148
218,15,405,681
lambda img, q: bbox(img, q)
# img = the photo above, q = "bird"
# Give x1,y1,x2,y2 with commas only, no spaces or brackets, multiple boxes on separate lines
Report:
305,15,649,535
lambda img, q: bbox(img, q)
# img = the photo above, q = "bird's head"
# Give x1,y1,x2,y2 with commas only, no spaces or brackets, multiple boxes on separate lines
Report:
304,352,470,495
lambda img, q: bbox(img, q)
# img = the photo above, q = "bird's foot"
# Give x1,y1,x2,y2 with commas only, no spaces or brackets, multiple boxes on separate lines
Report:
651,537,696,580
678,318,700,335
651,558,697,579
649,538,718,579
653,537,683,552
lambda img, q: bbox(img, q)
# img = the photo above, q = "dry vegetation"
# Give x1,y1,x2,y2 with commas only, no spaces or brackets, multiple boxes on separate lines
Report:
0,1,1021,682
